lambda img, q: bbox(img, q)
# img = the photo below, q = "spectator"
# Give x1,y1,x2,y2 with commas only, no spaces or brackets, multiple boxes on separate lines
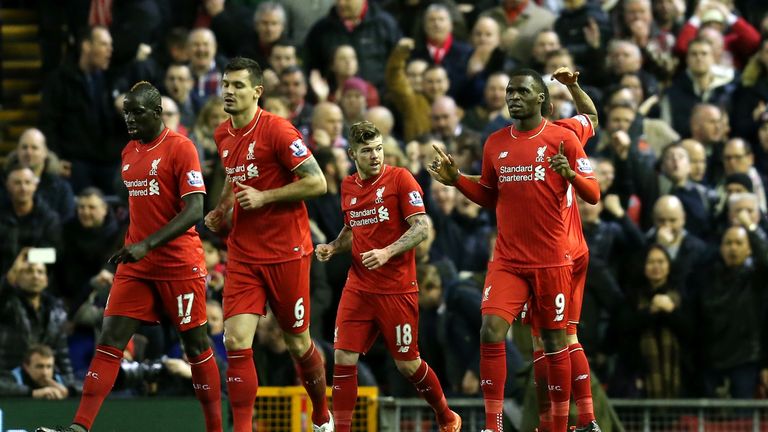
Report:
554,0,610,69
58,187,121,312
385,0,468,44
0,253,73,388
279,0,335,47
338,77,370,128
689,104,727,184
365,106,400,150
190,97,228,212
280,66,314,138
241,2,288,68
461,16,506,107
309,101,346,149
3,128,75,223
721,138,768,213
304,0,401,89
160,96,188,137
674,0,761,69
529,29,561,73
163,64,196,129
652,0,685,34
187,28,226,113
731,39,768,144
310,44,380,108
267,41,299,76
0,166,61,275
0,344,70,398
613,245,691,398
411,4,472,100
661,38,736,138
464,72,512,135
690,224,768,399
620,0,677,80
40,26,118,194
429,96,482,173
681,139,708,184
481,0,556,64
201,0,253,59
646,195,708,293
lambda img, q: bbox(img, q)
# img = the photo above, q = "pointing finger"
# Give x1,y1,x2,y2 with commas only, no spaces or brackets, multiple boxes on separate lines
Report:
235,181,249,190
432,144,451,163
559,141,565,155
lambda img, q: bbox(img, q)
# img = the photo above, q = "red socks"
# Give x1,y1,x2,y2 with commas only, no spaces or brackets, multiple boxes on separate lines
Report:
408,360,454,425
481,342,506,431
533,349,553,432
226,348,258,432
73,344,124,430
570,343,595,426
295,342,330,426
545,348,571,432
189,348,223,432
332,364,358,432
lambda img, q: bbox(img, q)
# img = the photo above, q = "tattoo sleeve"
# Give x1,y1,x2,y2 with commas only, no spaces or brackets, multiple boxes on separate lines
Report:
386,213,430,257
267,156,328,203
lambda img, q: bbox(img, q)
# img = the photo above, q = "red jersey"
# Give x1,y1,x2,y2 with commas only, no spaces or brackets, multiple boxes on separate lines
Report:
479,119,592,267
118,128,207,280
214,107,313,264
341,165,426,294
554,114,595,259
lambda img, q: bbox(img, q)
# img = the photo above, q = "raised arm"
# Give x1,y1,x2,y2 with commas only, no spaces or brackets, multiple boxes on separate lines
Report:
360,213,431,270
552,67,598,130
110,192,204,263
427,144,498,208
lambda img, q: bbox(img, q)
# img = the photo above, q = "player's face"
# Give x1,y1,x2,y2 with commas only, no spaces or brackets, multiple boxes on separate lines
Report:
77,194,108,228
644,248,670,286
506,75,544,119
721,227,751,267
222,69,263,115
122,94,160,141
23,353,55,386
349,136,384,179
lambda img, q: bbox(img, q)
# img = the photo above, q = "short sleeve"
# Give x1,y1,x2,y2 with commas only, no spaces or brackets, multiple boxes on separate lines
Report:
554,115,594,147
397,169,426,220
271,118,313,171
564,133,595,178
175,138,207,197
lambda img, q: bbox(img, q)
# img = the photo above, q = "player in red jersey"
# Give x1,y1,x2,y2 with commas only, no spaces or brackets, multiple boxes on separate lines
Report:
202,58,331,432
314,121,462,432
428,69,600,432
525,67,602,432
37,82,222,432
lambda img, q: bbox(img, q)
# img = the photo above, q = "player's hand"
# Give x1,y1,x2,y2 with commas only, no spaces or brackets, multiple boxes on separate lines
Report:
235,182,269,210
360,248,392,270
205,208,226,232
315,243,336,262
547,142,576,180
109,241,150,264
427,144,459,185
551,67,579,86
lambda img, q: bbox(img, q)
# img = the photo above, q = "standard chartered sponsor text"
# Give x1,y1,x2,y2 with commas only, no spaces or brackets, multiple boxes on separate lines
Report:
499,164,539,182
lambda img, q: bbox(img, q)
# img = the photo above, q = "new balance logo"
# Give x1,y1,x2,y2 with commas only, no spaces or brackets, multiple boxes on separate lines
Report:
397,346,410,353
554,314,564,322
575,374,589,381
499,151,508,159
292,319,304,328
180,316,191,325
222,150,229,158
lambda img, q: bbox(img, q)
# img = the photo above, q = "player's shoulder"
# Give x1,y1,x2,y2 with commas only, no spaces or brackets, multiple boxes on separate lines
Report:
164,129,198,152
340,173,359,193
484,126,511,148
260,110,300,134
544,120,579,141
213,119,232,144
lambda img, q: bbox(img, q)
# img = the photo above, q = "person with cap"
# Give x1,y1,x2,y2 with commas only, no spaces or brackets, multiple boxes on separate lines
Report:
339,77,370,128
674,0,761,69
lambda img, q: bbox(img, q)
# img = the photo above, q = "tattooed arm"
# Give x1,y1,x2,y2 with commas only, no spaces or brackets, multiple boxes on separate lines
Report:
316,225,353,261
235,157,328,210
360,213,430,270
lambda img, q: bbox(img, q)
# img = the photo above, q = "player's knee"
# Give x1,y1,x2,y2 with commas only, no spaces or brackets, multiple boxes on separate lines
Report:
180,327,211,358
394,359,421,377
283,330,312,358
540,328,568,353
480,316,508,343
223,328,252,351
334,349,359,366
566,332,579,346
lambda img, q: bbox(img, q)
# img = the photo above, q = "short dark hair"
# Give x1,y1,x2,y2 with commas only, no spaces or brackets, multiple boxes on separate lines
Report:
24,344,54,364
165,27,189,50
78,186,106,201
509,68,549,115
349,121,381,148
225,57,263,87
128,81,162,109
279,65,304,80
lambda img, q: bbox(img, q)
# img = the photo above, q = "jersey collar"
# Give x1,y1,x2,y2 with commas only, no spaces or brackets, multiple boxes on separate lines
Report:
134,128,170,152
227,107,263,137
354,164,387,188
509,119,547,140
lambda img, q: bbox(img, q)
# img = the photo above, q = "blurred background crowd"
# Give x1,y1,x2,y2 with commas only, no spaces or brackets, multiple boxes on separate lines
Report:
2,0,768,406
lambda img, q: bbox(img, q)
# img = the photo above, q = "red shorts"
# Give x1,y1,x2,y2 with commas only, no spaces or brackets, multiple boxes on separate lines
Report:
528,254,587,336
223,255,311,334
334,287,420,361
482,261,572,330
105,274,207,332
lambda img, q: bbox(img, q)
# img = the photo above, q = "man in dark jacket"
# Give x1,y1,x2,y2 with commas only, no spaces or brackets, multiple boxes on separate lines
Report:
304,0,401,90
39,26,119,194
0,257,74,390
0,344,70,398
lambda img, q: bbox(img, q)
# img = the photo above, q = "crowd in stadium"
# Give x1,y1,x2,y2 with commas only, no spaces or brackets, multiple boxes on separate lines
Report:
2,0,768,410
